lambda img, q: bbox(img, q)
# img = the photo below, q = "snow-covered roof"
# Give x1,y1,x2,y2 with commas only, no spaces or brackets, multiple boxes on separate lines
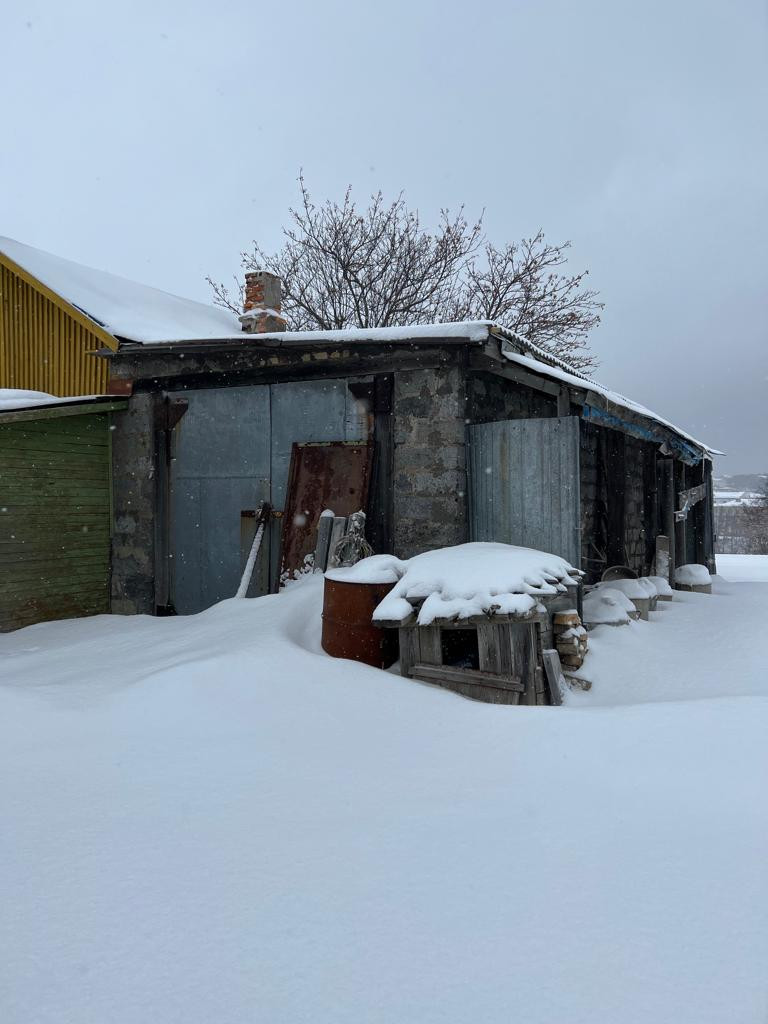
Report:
0,237,716,457
0,388,121,414
126,314,715,456
494,339,720,460
0,236,241,344
126,320,494,348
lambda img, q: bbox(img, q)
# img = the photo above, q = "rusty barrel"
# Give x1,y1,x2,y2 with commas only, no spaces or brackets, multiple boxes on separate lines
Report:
321,577,398,668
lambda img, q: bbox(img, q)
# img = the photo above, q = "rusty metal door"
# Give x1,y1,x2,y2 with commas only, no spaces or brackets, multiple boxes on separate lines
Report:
280,441,372,578
169,379,369,613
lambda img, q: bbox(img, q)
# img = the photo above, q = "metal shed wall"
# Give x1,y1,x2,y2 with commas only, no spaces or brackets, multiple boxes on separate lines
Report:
169,378,370,614
0,412,113,630
0,261,109,395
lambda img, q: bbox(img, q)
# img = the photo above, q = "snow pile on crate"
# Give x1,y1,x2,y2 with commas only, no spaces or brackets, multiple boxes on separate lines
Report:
675,563,713,586
595,577,657,601
647,575,674,598
325,553,406,585
582,587,637,626
363,542,580,625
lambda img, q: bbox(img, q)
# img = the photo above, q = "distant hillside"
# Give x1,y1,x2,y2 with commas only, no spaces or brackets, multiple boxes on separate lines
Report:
714,473,767,495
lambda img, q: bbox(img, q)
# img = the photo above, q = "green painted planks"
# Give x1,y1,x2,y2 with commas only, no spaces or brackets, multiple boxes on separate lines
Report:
0,411,113,631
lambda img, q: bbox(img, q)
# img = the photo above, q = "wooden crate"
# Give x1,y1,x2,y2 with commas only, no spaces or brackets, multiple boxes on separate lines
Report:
397,617,548,706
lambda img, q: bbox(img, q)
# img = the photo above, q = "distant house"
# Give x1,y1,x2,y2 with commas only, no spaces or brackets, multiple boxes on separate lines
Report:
713,476,768,554
0,239,719,630
0,237,239,396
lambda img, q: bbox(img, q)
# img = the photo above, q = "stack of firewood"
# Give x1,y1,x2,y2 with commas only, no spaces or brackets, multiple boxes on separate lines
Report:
553,610,589,669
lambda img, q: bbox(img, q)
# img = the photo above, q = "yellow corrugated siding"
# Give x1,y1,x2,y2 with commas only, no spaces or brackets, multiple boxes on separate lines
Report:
0,263,109,395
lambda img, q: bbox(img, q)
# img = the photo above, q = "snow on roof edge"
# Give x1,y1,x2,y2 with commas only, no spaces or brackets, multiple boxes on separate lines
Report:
0,389,121,413
0,236,242,344
499,345,720,458
123,320,495,347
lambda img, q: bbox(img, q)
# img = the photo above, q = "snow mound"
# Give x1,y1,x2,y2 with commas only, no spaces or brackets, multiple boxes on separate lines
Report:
370,542,580,625
647,575,674,598
583,587,635,626
325,554,406,585
0,388,58,409
675,564,712,586
595,577,656,600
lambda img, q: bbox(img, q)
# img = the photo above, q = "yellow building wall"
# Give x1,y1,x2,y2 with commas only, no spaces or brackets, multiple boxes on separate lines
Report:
0,262,111,396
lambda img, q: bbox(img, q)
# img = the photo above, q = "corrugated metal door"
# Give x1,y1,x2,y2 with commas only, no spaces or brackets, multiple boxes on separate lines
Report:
0,413,112,630
170,379,369,613
467,416,581,567
170,385,271,614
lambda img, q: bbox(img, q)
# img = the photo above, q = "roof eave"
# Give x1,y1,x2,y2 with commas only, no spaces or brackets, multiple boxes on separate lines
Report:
104,331,489,356
0,250,119,352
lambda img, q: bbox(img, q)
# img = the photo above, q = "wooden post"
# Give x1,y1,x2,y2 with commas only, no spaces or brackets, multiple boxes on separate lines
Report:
313,513,334,573
655,534,670,582
557,387,571,418
661,459,677,581
326,516,348,568
675,462,687,571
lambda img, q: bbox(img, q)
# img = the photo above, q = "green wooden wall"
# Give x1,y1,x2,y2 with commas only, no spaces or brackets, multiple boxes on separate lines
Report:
0,411,112,631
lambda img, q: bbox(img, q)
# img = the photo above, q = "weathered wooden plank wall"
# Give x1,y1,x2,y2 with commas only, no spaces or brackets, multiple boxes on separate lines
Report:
0,262,109,395
0,412,112,630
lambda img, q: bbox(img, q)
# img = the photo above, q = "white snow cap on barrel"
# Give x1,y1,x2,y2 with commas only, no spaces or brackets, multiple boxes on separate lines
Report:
337,542,581,626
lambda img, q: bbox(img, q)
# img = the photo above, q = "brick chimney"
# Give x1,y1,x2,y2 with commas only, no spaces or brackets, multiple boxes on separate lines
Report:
239,270,287,333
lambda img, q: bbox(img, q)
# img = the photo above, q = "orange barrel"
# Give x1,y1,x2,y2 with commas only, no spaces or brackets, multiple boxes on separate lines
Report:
321,577,398,668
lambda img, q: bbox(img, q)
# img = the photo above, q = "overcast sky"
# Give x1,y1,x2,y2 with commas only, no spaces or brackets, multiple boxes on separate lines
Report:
2,0,766,472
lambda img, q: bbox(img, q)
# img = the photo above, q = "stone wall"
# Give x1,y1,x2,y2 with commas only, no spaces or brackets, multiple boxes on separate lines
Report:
392,365,468,558
110,393,157,614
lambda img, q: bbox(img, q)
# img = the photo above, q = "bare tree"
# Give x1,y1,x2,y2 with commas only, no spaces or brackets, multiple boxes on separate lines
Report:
743,478,768,553
210,176,603,371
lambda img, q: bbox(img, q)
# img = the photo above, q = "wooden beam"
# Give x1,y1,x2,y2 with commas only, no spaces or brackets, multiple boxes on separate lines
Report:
467,351,564,398
542,650,565,706
409,662,524,692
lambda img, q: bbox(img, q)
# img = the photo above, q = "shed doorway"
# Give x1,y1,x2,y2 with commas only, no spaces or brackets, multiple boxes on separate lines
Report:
467,416,581,567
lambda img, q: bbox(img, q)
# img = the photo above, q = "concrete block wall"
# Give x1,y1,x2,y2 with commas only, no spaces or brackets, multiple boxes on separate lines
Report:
392,365,468,558
110,393,157,615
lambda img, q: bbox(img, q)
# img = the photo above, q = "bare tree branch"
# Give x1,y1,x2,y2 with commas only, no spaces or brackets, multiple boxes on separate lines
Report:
210,176,603,370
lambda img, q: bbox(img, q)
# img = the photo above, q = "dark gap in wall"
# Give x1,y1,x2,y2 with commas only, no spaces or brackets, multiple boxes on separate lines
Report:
440,629,479,670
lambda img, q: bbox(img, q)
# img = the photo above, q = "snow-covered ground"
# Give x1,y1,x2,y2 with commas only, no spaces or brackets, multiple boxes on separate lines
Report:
1,565,767,1023
717,553,768,582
